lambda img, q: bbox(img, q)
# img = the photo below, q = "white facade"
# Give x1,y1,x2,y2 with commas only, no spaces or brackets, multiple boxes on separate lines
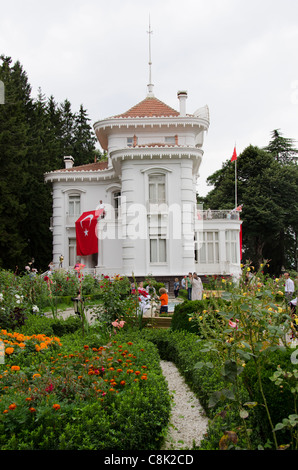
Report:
45,89,242,280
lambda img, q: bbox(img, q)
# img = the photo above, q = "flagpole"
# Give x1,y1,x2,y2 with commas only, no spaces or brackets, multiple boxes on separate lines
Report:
231,145,238,209
235,157,237,209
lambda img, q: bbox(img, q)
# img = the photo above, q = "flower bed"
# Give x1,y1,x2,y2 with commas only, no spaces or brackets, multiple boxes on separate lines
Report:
0,331,170,450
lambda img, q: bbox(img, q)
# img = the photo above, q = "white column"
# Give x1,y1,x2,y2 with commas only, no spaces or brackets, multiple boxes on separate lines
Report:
180,160,195,273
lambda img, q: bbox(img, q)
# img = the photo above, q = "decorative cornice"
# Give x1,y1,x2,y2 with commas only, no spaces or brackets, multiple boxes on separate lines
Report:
44,168,116,183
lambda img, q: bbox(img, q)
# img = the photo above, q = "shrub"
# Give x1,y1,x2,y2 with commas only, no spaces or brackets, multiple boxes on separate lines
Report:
171,298,229,337
242,348,297,443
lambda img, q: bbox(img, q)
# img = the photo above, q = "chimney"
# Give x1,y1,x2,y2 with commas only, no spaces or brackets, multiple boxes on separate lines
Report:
64,156,74,169
177,90,188,117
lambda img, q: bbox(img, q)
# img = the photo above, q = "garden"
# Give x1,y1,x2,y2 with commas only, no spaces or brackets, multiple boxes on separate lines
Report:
0,263,297,450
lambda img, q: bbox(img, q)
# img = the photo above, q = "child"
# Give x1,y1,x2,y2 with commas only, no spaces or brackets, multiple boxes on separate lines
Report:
159,287,168,314
173,278,180,298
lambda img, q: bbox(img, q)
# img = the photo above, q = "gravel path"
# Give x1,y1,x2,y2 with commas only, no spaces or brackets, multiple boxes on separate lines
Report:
160,360,209,450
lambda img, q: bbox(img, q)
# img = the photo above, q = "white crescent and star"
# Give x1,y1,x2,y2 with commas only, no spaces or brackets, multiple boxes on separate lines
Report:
80,214,94,237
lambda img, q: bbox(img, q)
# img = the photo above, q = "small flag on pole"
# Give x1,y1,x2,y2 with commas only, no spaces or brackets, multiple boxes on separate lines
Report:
231,147,237,162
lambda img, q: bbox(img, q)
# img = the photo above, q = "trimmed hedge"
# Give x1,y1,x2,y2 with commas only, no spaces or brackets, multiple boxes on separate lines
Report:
171,298,230,336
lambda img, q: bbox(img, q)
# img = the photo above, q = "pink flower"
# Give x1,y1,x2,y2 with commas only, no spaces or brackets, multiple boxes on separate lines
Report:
229,319,239,329
112,319,126,329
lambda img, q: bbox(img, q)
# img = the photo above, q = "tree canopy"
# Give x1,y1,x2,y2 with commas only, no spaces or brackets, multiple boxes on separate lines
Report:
0,56,98,272
200,139,298,274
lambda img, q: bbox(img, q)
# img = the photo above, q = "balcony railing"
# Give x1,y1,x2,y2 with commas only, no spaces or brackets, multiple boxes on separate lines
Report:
196,209,240,221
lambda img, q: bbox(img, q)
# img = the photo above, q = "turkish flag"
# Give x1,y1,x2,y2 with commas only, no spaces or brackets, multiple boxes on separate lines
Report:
231,147,237,162
75,210,103,256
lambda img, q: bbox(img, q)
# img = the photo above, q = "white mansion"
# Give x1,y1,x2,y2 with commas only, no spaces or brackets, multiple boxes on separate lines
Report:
45,86,242,284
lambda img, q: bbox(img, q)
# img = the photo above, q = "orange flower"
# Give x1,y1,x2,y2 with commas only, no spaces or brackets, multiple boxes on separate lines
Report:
120,380,126,386
9,403,17,410
135,371,141,375
141,375,148,380
11,365,20,371
52,404,61,410
32,373,41,379
3,409,8,414
5,347,14,355
84,345,89,350
29,407,36,413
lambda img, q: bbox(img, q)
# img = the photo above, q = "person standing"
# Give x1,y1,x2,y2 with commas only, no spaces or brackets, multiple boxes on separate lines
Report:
190,273,203,300
173,278,180,298
186,273,192,300
284,272,295,301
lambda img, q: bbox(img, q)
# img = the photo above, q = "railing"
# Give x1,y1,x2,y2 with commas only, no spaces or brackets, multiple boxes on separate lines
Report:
196,209,240,221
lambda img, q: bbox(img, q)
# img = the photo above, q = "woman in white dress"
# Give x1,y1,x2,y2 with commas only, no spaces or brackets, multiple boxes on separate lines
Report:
191,273,203,300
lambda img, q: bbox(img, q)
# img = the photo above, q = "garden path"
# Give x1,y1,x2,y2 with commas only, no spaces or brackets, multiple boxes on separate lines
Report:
160,360,209,450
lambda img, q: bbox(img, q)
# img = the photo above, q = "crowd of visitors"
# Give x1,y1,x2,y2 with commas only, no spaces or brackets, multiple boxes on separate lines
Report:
174,273,204,301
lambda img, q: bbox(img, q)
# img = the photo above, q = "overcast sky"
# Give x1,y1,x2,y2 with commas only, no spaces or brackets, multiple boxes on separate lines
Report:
1,0,298,195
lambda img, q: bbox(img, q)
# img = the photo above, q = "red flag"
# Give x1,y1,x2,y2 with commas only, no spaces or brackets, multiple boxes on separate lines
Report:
75,210,103,256
231,147,237,162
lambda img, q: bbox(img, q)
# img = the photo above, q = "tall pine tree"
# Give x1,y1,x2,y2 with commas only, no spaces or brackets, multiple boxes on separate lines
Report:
0,56,99,271
0,56,31,269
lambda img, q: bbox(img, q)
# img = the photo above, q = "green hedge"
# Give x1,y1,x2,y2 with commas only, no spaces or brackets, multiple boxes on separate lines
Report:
18,314,82,337
171,298,229,336
127,328,227,416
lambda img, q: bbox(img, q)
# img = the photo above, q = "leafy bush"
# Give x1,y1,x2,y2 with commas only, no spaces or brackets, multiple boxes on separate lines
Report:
171,298,229,337
242,348,297,442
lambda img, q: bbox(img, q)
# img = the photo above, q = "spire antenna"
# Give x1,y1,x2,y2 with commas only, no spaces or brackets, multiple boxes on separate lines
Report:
147,16,154,97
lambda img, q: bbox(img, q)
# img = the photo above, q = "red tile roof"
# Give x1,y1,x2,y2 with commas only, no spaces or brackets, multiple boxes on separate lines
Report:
59,161,109,172
114,96,179,118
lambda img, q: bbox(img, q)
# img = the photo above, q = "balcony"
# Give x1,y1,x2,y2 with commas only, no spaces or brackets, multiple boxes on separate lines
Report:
196,209,240,221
